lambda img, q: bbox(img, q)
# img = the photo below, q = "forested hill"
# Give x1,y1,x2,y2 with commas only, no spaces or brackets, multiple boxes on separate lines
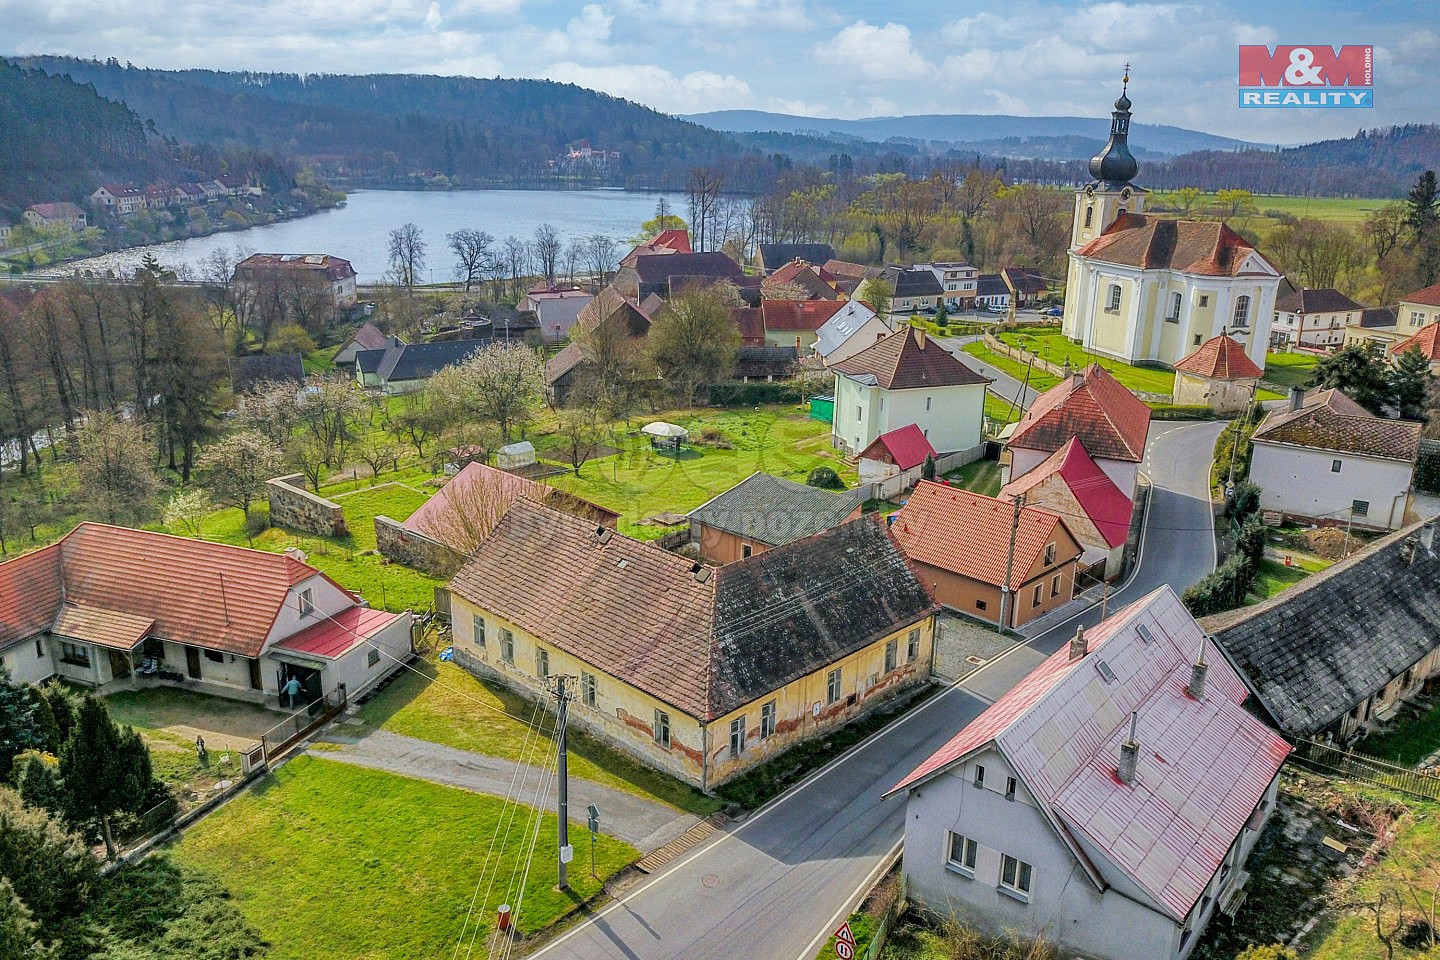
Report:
17,57,757,190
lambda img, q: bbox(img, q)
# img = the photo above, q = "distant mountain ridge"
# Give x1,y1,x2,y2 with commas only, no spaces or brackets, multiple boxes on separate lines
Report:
687,109,1262,158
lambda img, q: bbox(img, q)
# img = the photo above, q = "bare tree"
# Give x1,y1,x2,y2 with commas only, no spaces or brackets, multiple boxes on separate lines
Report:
582,235,618,288
686,167,726,251
72,413,162,525
555,400,604,476
1364,201,1409,263
562,240,584,285
235,380,302,446
295,375,369,468
384,386,449,459
532,223,562,284
501,235,530,299
285,431,328,491
198,430,287,519
354,434,401,478
412,461,528,554
388,222,427,293
447,228,495,294
648,283,740,407
429,343,545,442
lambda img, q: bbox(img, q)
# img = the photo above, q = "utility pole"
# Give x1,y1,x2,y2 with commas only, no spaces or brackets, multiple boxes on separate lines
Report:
551,675,575,890
998,494,1025,634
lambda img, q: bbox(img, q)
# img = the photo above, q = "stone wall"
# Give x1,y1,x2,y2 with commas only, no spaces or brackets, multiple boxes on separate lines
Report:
266,474,347,537
374,515,465,579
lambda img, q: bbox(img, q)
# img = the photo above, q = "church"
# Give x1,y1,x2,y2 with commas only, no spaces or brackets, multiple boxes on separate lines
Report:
1061,77,1280,371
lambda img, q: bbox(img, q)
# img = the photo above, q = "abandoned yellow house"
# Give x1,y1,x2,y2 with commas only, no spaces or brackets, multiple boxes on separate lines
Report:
444,500,938,790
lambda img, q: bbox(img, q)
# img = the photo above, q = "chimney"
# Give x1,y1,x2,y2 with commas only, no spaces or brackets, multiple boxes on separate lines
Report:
1068,624,1087,661
1117,712,1139,785
1188,653,1209,700
1422,519,1436,554
795,336,802,350
1288,385,1305,412
913,326,927,349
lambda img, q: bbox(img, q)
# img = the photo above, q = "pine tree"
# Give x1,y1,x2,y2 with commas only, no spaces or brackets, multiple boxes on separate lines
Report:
15,755,65,816
0,876,55,960
40,686,77,747
0,670,42,781
58,697,150,859
1310,343,1391,414
24,688,60,756
922,454,937,482
1390,348,1432,420
1408,170,1440,285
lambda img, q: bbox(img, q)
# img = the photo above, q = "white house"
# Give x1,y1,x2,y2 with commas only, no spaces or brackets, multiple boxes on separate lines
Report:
886,586,1289,960
812,300,891,366
0,523,412,706
919,261,978,309
1061,84,1280,370
1271,287,1363,350
90,184,146,217
831,328,990,456
1249,388,1420,531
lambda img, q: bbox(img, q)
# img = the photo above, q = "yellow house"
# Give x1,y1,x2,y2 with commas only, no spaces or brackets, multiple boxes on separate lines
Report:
444,500,938,790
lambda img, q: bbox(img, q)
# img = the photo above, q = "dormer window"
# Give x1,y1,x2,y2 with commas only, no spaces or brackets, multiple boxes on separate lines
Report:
298,588,314,618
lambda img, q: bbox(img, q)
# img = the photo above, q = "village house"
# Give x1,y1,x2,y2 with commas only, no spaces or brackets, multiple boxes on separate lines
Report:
831,327,990,456
754,243,837,275
333,322,404,371
618,228,691,268
233,253,359,306
544,286,653,405
1206,519,1440,742
1062,86,1279,370
824,259,884,297
1248,387,1420,531
734,345,798,382
445,502,937,789
1001,266,1050,307
1386,323,1440,375
354,338,489,394
1171,334,1263,414
760,299,848,349
229,353,305,394
518,284,594,341
143,185,173,209
1003,363,1151,499
1341,307,1402,352
974,274,1011,311
765,259,845,300
686,472,861,564
89,183,146,217
889,586,1289,960
0,222,10,250
857,424,937,494
1270,287,1363,350
918,261,978,310
892,482,1083,629
0,523,412,707
1347,282,1440,354
886,267,944,314
812,300,891,366
999,436,1132,580
23,202,87,232
612,251,746,300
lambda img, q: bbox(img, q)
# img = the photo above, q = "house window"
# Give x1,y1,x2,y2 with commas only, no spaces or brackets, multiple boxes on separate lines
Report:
204,649,224,663
1105,284,1121,312
1199,295,1210,308
948,832,979,874
1032,584,1042,607
1005,776,1017,801
536,648,550,678
35,639,43,658
1233,295,1251,328
1166,292,1182,322
472,614,486,647
974,764,985,788
1411,311,1423,327
741,543,753,559
59,642,90,667
1194,334,1203,346
1043,542,1055,566
878,396,885,413
975,599,987,611
1000,854,1033,897
1331,459,1342,473
884,638,898,672
367,649,381,668
827,667,842,705
925,396,932,411
1083,205,1093,228
1050,574,1061,598
298,588,314,618
856,405,863,422
729,716,746,758
907,628,920,662
654,709,671,748
761,700,777,739
581,671,597,706
500,630,515,664
1353,499,1370,517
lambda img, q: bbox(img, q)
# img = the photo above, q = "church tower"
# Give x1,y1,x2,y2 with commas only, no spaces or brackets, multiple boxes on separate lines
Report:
1070,68,1147,250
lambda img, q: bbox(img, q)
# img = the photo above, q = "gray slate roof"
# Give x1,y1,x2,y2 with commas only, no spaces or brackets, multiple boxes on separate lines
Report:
1203,521,1440,737
229,353,305,393
757,243,837,271
688,472,860,546
357,339,490,384
886,268,944,299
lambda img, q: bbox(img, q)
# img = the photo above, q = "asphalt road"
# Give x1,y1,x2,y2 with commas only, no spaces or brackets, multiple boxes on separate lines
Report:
936,334,1043,413
530,420,1225,960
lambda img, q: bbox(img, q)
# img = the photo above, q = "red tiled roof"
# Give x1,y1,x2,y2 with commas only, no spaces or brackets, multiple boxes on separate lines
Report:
0,543,64,648
1393,324,1440,361
276,606,400,659
1253,388,1421,461
832,328,991,391
1174,335,1264,380
1008,364,1151,463
1403,282,1440,308
892,481,1078,589
1000,438,1131,548
1077,214,1269,277
652,229,691,253
858,424,936,472
731,307,765,345
760,299,847,332
51,603,154,651
888,586,1290,921
768,259,841,292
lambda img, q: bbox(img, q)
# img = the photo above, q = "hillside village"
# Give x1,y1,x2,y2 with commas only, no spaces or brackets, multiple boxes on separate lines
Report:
5,76,1440,960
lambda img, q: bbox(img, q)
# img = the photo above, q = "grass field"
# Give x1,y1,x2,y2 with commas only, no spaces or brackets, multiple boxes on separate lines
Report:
1150,191,1384,224
170,756,638,960
963,342,1063,393
983,390,1023,426
1360,699,1440,767
997,331,1176,395
356,657,722,816
1248,556,1327,601
945,459,1002,497
1262,350,1321,390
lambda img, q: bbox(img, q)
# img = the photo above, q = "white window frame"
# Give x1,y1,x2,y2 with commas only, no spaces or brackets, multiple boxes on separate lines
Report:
500,629,515,664
536,647,550,678
581,671,597,707
1232,295,1251,328
1105,284,1122,312
884,638,898,672
760,700,777,739
907,627,920,662
298,587,314,618
728,716,746,758
654,709,671,748
472,614,486,647
947,832,978,876
1167,291,1181,322
999,854,1033,899
826,667,842,705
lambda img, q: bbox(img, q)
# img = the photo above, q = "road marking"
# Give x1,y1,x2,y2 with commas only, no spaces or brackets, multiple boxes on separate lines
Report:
793,839,903,960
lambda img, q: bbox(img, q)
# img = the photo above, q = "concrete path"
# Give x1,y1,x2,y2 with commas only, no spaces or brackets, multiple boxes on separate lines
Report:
307,727,699,852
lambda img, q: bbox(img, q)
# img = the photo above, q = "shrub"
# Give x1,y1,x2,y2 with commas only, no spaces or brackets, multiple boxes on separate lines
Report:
1228,479,1261,520
1182,552,1255,616
1236,947,1299,960
807,466,844,490
707,382,803,406
1235,515,1267,567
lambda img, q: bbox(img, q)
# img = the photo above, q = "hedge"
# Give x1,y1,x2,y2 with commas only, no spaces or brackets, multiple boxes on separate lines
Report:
1148,404,1222,420
708,381,804,406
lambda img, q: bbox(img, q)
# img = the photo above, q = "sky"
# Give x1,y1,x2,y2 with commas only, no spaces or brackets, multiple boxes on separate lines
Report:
4,0,1436,145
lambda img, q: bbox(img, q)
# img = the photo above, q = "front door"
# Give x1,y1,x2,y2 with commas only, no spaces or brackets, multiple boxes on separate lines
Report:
108,650,131,680
186,646,202,679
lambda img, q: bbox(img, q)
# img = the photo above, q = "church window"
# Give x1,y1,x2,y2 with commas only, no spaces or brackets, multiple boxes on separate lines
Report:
1198,295,1209,308
1166,292,1181,323
1105,284,1122,312
1083,206,1093,228
1233,296,1251,328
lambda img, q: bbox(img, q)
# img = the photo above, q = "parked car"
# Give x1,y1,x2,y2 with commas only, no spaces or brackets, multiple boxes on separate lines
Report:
1042,306,1063,317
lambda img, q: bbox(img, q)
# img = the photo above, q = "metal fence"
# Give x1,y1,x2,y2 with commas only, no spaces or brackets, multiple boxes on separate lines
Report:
1291,738,1440,801
259,684,349,763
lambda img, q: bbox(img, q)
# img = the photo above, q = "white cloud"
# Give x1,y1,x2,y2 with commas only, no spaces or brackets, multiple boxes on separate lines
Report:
543,62,757,114
612,0,808,32
819,21,929,81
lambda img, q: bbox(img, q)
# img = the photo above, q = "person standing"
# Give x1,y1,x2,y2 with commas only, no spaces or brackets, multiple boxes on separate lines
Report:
281,675,302,709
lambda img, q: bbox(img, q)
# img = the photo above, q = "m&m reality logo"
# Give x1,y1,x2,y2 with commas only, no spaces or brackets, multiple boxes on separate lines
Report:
1238,45,1373,108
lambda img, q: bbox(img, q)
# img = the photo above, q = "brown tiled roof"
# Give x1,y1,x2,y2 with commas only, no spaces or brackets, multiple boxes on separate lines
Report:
1402,282,1440,308
1392,324,1440,361
51,604,154,651
0,543,63,648
545,341,589,385
1275,288,1362,314
1076,214,1268,277
343,322,394,353
731,307,765,345
1174,335,1264,380
1001,266,1048,295
892,481,1079,590
448,502,933,718
832,328,990,390
760,299,847,332
1008,364,1151,462
1253,388,1421,462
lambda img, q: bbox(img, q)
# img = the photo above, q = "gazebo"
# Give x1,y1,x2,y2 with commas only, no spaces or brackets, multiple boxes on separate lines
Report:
641,421,688,454
1172,335,1263,414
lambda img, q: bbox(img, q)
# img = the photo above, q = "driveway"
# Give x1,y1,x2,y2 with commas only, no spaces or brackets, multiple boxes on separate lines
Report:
528,420,1224,960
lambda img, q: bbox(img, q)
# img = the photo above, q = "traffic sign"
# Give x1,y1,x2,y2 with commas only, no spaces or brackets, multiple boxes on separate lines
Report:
835,942,854,960
834,921,855,945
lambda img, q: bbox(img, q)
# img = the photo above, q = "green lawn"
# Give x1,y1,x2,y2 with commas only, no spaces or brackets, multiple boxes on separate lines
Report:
983,390,1023,427
356,657,722,816
962,342,1062,393
171,756,638,960
1248,557,1317,600
1262,350,1320,390
997,331,1176,395
946,459,1002,497
545,406,854,540
1360,699,1440,767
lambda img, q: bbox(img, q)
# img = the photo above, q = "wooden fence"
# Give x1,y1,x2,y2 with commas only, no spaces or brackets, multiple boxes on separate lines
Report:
1290,738,1440,801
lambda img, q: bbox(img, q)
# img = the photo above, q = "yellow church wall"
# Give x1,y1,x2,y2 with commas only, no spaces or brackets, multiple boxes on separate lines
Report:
1090,277,1134,357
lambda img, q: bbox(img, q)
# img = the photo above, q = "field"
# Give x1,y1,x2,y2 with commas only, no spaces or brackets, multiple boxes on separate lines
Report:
997,330,1177,395
170,755,638,960
945,459,1002,497
1149,191,1382,224
1261,350,1321,390
355,657,722,816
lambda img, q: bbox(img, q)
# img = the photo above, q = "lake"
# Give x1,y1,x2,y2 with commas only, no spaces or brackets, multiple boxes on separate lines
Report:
49,188,688,283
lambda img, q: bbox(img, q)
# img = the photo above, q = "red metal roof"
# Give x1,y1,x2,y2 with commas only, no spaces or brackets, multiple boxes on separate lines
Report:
1174,335,1264,380
275,606,401,659
888,586,1290,921
858,424,936,472
1000,437,1131,548
1008,363,1151,463
652,229,691,253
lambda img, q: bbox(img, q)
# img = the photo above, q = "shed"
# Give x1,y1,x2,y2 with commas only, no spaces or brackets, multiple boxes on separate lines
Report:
496,441,536,470
808,395,835,423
